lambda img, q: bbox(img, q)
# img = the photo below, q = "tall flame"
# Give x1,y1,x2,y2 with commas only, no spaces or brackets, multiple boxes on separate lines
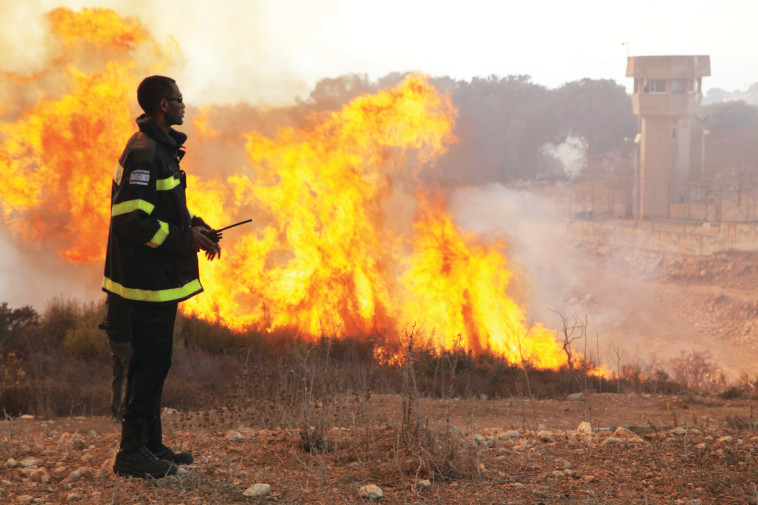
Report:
182,75,569,368
0,7,169,262
183,75,457,336
0,7,573,369
400,195,567,368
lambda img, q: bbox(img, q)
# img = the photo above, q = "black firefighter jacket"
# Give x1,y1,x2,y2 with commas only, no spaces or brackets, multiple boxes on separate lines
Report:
102,115,208,303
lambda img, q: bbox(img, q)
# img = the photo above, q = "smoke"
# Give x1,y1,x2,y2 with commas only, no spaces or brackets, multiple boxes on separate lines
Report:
0,1,312,107
0,3,50,75
448,184,638,366
449,183,587,327
0,226,101,307
448,184,752,377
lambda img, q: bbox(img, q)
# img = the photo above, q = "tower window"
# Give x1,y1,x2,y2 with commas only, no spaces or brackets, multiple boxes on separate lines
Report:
643,79,667,93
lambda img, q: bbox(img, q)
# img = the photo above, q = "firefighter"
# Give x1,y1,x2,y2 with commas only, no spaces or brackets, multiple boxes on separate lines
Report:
102,75,220,479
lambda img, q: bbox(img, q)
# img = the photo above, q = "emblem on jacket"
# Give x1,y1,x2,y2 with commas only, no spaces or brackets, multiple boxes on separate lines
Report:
129,169,150,186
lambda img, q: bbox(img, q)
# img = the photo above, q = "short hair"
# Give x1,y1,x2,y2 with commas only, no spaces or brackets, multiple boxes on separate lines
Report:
137,75,176,115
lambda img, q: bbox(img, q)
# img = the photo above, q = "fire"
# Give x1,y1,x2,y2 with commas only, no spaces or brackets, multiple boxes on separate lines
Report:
0,7,168,262
183,75,457,336
399,196,568,369
0,7,575,370
47,7,147,51
182,75,570,369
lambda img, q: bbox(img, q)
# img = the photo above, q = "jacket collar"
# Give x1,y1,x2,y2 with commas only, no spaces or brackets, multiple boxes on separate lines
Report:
136,114,188,149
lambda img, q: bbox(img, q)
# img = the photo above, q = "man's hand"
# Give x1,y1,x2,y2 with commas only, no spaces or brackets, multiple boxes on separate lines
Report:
191,226,221,261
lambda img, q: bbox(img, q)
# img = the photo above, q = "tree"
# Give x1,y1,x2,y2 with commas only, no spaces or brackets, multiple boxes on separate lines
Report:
307,74,378,112
0,302,40,355
553,79,636,166
701,100,758,132
431,75,559,184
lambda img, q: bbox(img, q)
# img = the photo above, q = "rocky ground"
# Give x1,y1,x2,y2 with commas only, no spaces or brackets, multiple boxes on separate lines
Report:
2,393,758,504
4,241,758,504
561,245,758,379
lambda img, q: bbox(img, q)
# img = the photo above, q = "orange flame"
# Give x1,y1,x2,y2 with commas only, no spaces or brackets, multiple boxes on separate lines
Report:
0,7,576,370
183,75,458,335
183,75,570,369
399,195,567,369
0,7,169,262
47,7,148,51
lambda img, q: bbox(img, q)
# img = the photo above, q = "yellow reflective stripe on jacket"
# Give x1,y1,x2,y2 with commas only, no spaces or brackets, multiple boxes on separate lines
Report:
112,199,155,217
146,220,170,248
102,277,202,303
156,175,181,191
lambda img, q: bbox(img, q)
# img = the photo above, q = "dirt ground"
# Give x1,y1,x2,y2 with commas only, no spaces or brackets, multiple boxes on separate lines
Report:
4,238,758,503
2,393,757,504
558,244,758,380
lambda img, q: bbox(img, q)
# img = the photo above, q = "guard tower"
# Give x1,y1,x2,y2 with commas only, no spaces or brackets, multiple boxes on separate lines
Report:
626,55,710,219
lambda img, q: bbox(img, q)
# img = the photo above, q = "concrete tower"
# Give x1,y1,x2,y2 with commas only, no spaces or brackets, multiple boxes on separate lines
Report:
626,55,710,219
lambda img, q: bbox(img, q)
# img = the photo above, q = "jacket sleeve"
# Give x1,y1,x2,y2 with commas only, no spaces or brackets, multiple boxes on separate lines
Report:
190,214,210,229
110,156,194,255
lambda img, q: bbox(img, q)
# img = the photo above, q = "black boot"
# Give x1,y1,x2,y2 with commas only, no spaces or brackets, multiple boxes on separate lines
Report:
147,416,194,465
113,420,178,478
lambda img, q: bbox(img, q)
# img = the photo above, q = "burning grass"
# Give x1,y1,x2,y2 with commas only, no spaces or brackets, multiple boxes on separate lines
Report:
0,297,749,423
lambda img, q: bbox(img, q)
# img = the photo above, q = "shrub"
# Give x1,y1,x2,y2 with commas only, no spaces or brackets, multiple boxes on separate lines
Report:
0,349,111,417
0,352,27,390
62,301,108,359
38,297,82,351
0,302,40,356
668,350,727,393
163,347,246,411
174,312,251,354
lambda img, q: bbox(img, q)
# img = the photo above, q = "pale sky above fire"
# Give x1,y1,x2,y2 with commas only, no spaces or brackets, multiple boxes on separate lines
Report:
2,0,758,105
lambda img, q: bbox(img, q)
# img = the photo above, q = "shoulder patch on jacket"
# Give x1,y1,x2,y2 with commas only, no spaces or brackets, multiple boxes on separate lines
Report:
129,169,150,186
113,162,124,186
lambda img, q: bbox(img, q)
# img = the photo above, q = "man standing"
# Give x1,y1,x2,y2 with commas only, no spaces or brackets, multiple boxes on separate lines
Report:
103,75,220,479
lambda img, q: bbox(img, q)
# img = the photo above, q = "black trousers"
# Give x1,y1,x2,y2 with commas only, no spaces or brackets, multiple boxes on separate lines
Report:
105,295,131,418
107,294,178,424
108,339,131,417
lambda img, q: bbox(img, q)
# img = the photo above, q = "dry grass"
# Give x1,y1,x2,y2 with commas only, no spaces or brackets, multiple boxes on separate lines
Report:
3,299,758,502
3,391,758,504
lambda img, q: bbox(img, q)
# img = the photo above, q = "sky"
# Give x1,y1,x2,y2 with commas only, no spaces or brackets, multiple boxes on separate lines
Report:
2,0,757,106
